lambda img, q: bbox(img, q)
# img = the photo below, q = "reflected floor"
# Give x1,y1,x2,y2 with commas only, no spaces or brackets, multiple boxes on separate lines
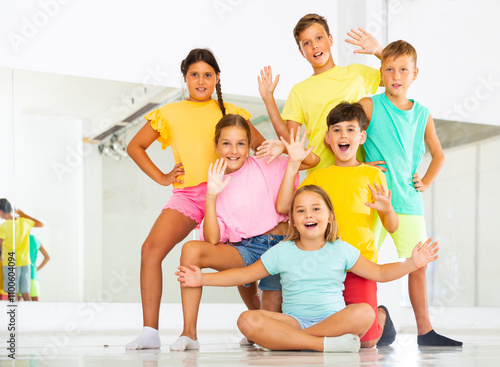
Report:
2,329,499,366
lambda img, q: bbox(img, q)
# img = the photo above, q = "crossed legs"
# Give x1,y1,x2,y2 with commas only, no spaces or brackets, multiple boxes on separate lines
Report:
237,303,374,352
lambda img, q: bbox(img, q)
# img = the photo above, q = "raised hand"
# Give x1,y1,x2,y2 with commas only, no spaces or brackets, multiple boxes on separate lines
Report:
413,173,428,192
345,27,383,56
258,66,280,99
280,128,314,164
255,139,286,164
364,160,387,172
410,238,439,269
364,183,392,212
207,159,231,196
176,265,203,287
158,162,185,186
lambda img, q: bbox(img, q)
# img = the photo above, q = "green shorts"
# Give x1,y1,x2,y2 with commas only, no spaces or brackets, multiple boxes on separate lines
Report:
30,279,39,297
373,213,427,258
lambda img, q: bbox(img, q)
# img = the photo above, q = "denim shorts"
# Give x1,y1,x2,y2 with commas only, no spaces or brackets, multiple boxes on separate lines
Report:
289,314,330,329
3,265,31,294
232,234,285,291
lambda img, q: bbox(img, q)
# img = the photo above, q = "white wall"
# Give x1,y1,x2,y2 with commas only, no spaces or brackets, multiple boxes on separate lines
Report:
0,0,339,101
387,0,500,126
0,68,14,201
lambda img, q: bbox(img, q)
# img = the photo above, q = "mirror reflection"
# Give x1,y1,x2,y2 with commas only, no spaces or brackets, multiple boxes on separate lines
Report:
2,67,500,308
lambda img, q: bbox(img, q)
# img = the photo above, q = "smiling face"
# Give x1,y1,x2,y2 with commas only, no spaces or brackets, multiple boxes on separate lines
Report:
215,126,250,173
184,61,219,103
381,55,418,100
292,190,333,243
326,120,366,167
298,23,334,74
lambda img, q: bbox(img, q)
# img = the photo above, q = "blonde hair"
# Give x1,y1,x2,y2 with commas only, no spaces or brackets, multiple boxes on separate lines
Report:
382,40,417,66
285,185,338,243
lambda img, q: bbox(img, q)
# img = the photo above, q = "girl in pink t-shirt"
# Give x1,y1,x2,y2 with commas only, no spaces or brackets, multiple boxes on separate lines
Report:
169,114,319,351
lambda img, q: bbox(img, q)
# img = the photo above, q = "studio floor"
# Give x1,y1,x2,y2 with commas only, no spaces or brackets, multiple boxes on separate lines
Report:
2,329,500,367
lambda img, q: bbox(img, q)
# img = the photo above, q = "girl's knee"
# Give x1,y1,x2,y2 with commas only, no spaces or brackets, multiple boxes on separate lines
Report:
237,310,265,334
180,241,205,264
141,238,174,263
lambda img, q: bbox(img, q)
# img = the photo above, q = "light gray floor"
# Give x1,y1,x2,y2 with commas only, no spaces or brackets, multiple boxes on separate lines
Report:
2,329,499,366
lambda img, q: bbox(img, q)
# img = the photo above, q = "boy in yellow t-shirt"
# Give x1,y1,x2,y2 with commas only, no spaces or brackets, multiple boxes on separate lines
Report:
257,13,383,173
276,102,401,348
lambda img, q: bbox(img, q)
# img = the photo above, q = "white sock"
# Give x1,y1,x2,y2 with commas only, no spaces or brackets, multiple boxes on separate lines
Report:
169,336,200,351
323,334,360,353
125,326,161,350
239,337,254,346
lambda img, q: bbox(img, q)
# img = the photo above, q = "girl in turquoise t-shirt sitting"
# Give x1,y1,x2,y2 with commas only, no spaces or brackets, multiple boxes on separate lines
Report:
177,185,439,352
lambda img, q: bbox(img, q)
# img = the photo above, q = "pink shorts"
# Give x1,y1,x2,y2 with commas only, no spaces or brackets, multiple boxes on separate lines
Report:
163,182,207,224
343,272,381,342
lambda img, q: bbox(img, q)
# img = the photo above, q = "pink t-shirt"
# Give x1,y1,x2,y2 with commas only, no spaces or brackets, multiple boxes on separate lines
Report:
200,156,299,243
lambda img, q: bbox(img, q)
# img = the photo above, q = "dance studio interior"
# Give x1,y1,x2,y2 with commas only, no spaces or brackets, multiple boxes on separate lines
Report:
1,0,499,365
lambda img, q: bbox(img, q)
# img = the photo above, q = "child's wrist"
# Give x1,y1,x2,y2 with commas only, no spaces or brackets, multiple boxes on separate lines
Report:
206,193,218,201
261,93,275,103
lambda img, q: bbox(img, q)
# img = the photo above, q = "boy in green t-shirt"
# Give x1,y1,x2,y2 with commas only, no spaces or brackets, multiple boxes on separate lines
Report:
358,41,461,347
257,13,384,172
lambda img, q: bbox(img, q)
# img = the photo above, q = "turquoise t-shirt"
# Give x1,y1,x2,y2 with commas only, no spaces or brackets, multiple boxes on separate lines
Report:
364,93,429,215
29,235,42,281
261,240,360,318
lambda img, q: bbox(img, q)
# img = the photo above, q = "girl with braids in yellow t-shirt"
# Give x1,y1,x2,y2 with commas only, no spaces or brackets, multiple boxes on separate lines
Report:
126,48,264,350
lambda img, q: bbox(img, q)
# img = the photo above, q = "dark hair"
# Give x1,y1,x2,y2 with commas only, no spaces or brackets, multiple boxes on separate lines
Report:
382,40,417,66
326,102,367,131
285,185,338,242
180,48,226,116
214,114,251,145
293,13,330,47
0,198,12,214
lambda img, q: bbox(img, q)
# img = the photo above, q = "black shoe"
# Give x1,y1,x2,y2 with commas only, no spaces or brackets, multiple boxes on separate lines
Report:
377,305,396,347
417,329,463,347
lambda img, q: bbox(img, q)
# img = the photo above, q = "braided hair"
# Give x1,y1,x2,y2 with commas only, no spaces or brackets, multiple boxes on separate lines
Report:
180,48,226,116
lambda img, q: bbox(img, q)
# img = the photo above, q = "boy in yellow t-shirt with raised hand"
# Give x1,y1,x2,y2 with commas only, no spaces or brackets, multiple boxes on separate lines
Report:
276,102,401,348
257,13,384,172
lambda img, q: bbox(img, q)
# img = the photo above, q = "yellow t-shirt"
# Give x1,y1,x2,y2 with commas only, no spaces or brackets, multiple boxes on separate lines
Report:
0,217,35,266
145,99,251,189
281,64,380,173
300,164,387,263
